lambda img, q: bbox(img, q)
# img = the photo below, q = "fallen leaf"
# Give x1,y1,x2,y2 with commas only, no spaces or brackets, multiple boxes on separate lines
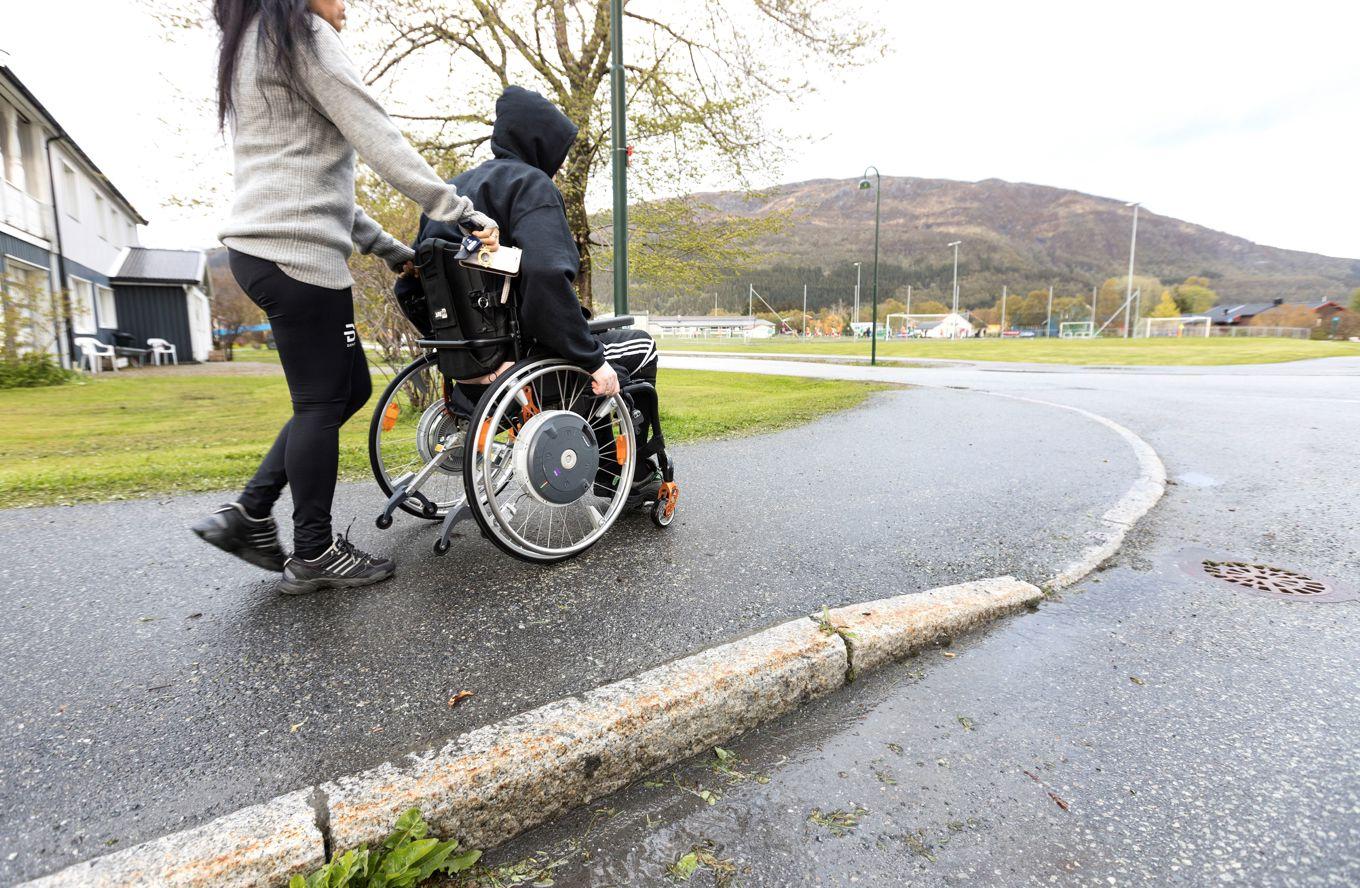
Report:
290,718,308,733
1048,791,1070,811
1129,676,1145,685
447,690,475,708
942,652,957,659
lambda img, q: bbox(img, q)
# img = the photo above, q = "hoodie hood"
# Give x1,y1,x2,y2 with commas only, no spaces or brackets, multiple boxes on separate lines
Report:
489,86,578,178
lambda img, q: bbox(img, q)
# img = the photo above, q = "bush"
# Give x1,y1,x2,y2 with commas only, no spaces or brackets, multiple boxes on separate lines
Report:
0,353,77,389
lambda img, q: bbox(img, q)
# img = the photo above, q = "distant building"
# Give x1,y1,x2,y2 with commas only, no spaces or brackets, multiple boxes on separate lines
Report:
914,312,976,339
1189,297,1347,330
1,58,208,365
646,315,776,339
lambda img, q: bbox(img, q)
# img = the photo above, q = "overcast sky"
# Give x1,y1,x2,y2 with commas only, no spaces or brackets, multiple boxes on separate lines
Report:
3,1,1356,258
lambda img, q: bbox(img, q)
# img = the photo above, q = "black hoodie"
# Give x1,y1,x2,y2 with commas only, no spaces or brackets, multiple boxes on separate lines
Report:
396,86,604,371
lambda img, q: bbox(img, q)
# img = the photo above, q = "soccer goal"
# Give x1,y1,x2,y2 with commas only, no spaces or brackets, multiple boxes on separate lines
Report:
1059,321,1094,339
1141,316,1211,338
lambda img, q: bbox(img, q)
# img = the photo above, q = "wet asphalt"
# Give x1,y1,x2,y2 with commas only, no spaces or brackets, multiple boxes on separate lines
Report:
469,355,1360,887
0,384,1135,882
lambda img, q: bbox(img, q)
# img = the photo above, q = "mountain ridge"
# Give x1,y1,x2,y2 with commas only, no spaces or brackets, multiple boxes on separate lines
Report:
650,175,1358,309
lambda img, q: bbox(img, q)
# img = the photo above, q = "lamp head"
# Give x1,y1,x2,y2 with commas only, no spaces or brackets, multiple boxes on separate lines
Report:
948,240,962,248
857,178,872,190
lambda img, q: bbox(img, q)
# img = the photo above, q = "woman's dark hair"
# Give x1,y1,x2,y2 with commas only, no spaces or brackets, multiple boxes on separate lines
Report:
215,0,316,130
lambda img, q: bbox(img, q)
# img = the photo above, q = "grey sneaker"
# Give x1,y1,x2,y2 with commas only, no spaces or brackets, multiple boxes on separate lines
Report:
277,533,395,596
191,503,286,572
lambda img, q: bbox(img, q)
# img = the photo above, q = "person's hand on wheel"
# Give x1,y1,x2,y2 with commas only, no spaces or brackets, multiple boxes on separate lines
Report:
591,362,619,397
473,227,500,251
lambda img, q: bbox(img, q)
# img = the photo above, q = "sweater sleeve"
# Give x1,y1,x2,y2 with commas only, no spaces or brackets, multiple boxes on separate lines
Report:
514,205,605,372
299,19,497,231
352,207,415,270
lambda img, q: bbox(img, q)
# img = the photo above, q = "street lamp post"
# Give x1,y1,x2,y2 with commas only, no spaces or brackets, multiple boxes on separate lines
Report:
609,0,628,316
1123,201,1139,339
948,240,962,315
857,167,881,366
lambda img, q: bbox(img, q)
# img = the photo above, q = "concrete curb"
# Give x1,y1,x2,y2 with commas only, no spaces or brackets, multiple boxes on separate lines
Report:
21,387,1164,888
21,789,323,888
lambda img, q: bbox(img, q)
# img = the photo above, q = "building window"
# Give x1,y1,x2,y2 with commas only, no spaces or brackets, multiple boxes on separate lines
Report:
2,257,56,359
61,162,79,220
95,195,107,238
96,285,117,329
110,209,122,245
69,276,96,333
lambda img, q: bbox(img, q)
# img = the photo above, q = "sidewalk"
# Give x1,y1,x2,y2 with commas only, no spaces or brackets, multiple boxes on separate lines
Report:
0,386,1138,883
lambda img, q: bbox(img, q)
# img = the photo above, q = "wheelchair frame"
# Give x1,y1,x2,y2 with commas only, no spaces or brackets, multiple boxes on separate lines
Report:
369,277,677,563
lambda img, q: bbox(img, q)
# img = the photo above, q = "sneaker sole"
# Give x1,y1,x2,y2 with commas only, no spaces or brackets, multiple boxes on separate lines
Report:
276,567,396,596
191,521,285,573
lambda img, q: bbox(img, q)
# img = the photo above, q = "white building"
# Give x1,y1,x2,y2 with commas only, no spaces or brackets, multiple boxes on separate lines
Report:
646,315,776,339
1,57,209,365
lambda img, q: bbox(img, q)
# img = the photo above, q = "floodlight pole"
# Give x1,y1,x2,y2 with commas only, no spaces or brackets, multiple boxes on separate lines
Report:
1123,201,1139,339
802,284,808,339
948,241,962,315
610,0,628,316
858,166,881,365
1046,285,1054,337
906,284,912,316
1001,285,1008,333
853,262,862,325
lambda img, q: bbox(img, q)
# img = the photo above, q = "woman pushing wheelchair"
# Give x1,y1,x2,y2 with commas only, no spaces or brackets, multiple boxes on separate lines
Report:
193,0,672,584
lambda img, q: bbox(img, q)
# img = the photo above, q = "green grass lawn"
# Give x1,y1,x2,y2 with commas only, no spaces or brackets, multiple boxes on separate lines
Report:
0,368,887,509
659,336,1360,366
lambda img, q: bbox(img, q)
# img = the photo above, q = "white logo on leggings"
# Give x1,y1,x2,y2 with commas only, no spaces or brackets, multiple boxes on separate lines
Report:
343,323,356,347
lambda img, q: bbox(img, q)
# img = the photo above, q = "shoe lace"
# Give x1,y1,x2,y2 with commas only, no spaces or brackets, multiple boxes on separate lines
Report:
334,522,379,564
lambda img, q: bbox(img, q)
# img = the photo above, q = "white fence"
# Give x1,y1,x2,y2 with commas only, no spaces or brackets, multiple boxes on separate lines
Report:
1209,326,1310,339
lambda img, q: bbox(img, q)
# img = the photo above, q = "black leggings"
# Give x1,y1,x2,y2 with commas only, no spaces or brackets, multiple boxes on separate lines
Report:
229,250,372,557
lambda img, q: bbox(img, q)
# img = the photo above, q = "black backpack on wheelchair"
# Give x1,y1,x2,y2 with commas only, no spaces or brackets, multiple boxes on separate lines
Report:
373,236,678,563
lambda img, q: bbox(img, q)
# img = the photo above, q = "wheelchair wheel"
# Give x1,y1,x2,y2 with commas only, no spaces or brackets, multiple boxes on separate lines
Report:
463,357,637,563
368,353,468,520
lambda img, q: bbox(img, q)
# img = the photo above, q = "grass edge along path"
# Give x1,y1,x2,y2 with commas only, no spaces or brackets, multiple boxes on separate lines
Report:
657,335,1360,366
0,367,891,509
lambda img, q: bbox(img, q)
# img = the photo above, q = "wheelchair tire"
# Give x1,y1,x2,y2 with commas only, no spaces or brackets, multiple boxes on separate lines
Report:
368,352,467,521
462,357,638,564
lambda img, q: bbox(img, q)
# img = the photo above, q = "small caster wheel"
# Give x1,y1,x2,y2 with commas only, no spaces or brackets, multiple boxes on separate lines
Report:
433,538,451,556
651,481,678,528
376,513,393,529
421,499,440,519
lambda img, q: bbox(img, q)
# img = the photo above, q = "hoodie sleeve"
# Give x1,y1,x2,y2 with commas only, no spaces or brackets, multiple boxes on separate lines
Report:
514,204,605,372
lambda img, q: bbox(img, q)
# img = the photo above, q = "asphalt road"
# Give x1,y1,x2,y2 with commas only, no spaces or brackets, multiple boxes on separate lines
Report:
0,383,1136,882
479,353,1360,887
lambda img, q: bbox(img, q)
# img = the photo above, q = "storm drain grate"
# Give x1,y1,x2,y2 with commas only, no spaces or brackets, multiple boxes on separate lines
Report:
1200,560,1351,602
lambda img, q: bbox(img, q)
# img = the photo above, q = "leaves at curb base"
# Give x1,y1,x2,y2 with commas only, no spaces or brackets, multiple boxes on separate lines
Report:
289,808,481,888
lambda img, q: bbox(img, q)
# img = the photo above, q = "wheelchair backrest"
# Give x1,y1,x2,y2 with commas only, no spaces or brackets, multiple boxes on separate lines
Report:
412,237,515,381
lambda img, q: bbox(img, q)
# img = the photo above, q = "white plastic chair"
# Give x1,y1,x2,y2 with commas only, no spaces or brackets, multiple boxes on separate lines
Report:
148,338,178,366
74,337,118,374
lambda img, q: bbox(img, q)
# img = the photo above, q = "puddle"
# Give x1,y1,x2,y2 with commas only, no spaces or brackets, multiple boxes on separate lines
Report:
1175,471,1221,488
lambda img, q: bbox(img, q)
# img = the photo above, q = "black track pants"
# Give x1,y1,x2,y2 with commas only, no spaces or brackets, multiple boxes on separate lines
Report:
229,250,372,557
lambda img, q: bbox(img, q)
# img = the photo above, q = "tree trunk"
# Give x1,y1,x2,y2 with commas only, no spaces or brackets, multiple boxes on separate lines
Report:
564,184,594,311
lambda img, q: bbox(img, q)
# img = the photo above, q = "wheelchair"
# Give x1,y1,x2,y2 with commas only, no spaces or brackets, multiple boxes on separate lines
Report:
367,238,678,564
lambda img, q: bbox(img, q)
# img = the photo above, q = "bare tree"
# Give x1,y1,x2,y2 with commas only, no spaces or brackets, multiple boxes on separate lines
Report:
205,256,263,360
360,0,878,306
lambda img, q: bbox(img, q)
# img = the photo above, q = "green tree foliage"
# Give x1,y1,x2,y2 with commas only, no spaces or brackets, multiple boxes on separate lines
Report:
1149,290,1182,318
1350,287,1360,313
1173,277,1218,314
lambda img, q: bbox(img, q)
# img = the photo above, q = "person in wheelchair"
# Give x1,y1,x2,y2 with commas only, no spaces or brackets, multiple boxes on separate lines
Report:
396,86,663,494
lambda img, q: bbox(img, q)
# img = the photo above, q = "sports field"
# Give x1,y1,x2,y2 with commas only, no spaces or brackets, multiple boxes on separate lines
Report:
658,336,1360,366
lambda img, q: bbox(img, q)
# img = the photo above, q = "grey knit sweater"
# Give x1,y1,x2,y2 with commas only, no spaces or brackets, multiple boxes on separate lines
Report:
219,15,494,290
